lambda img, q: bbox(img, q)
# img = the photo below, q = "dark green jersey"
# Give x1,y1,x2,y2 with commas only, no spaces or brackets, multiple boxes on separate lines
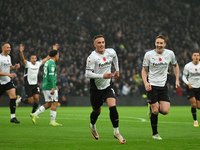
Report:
42,59,57,90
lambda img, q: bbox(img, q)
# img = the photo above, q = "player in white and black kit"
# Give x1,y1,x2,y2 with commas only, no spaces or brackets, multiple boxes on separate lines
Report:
141,35,180,140
182,52,200,127
0,42,21,123
17,44,51,113
85,34,126,144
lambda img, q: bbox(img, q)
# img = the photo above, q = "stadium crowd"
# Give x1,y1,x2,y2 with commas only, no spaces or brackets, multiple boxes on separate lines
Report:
1,0,200,100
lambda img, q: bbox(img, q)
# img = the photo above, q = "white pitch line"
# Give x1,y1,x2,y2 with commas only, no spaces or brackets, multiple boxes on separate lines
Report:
121,116,147,122
0,115,193,125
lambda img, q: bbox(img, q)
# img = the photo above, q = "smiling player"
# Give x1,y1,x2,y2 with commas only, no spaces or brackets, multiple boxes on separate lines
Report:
141,35,180,140
0,42,21,123
17,44,52,114
85,34,126,144
182,52,200,127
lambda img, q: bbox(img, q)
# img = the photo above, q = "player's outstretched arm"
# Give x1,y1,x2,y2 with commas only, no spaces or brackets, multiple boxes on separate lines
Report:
19,44,27,65
42,44,59,64
53,43,59,50
42,55,50,64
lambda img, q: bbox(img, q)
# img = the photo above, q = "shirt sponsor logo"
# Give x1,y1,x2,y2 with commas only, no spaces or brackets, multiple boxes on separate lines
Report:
30,67,38,70
99,61,112,68
190,72,200,76
153,62,168,67
2,63,10,68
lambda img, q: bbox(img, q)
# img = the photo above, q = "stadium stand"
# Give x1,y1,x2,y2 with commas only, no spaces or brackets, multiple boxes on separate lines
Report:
0,0,200,100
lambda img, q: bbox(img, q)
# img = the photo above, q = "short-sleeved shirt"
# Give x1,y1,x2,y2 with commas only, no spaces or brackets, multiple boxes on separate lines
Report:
183,62,200,88
142,49,177,87
24,60,43,85
0,54,12,84
42,59,57,90
86,48,117,90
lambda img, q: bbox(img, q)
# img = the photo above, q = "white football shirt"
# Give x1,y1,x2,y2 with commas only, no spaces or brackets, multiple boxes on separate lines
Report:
0,54,12,84
24,60,43,85
142,49,177,87
86,48,119,90
182,62,200,88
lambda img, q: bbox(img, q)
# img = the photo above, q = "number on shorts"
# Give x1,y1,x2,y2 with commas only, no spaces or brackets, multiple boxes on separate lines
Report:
37,87,40,92
111,88,115,96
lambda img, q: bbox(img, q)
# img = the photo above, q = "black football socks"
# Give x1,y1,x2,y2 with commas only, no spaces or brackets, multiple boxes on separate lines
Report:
151,113,158,135
109,106,119,128
191,107,197,121
32,102,39,113
10,98,16,114
90,111,100,125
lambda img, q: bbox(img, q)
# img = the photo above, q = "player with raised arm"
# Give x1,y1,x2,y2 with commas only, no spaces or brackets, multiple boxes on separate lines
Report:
30,47,61,126
182,52,200,127
141,35,180,140
0,42,21,123
85,34,126,144
16,44,52,114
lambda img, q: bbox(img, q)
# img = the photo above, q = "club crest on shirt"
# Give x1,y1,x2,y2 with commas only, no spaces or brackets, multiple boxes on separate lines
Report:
52,67,55,71
103,57,106,61
195,68,197,71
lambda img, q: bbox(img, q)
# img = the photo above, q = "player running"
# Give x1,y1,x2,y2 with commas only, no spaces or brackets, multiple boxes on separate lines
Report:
16,44,50,114
30,47,61,126
0,42,21,123
141,35,180,140
182,52,200,127
85,34,126,144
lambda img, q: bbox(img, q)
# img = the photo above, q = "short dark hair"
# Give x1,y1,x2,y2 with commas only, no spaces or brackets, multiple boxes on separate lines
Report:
192,51,200,55
1,42,9,48
93,34,104,42
155,35,166,43
30,55,37,58
49,50,58,57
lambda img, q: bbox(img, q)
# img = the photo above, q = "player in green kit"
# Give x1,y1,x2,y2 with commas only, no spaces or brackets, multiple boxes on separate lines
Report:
30,45,61,126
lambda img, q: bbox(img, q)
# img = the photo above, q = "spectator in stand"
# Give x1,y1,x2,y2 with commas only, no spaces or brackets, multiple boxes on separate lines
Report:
0,0,199,98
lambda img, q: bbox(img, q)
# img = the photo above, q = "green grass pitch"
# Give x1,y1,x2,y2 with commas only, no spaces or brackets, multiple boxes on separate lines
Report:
0,106,200,150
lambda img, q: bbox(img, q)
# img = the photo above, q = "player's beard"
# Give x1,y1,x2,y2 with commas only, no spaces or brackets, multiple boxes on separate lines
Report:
195,60,199,64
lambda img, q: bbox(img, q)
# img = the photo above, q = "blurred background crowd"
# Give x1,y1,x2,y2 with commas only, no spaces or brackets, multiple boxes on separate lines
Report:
1,0,200,101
